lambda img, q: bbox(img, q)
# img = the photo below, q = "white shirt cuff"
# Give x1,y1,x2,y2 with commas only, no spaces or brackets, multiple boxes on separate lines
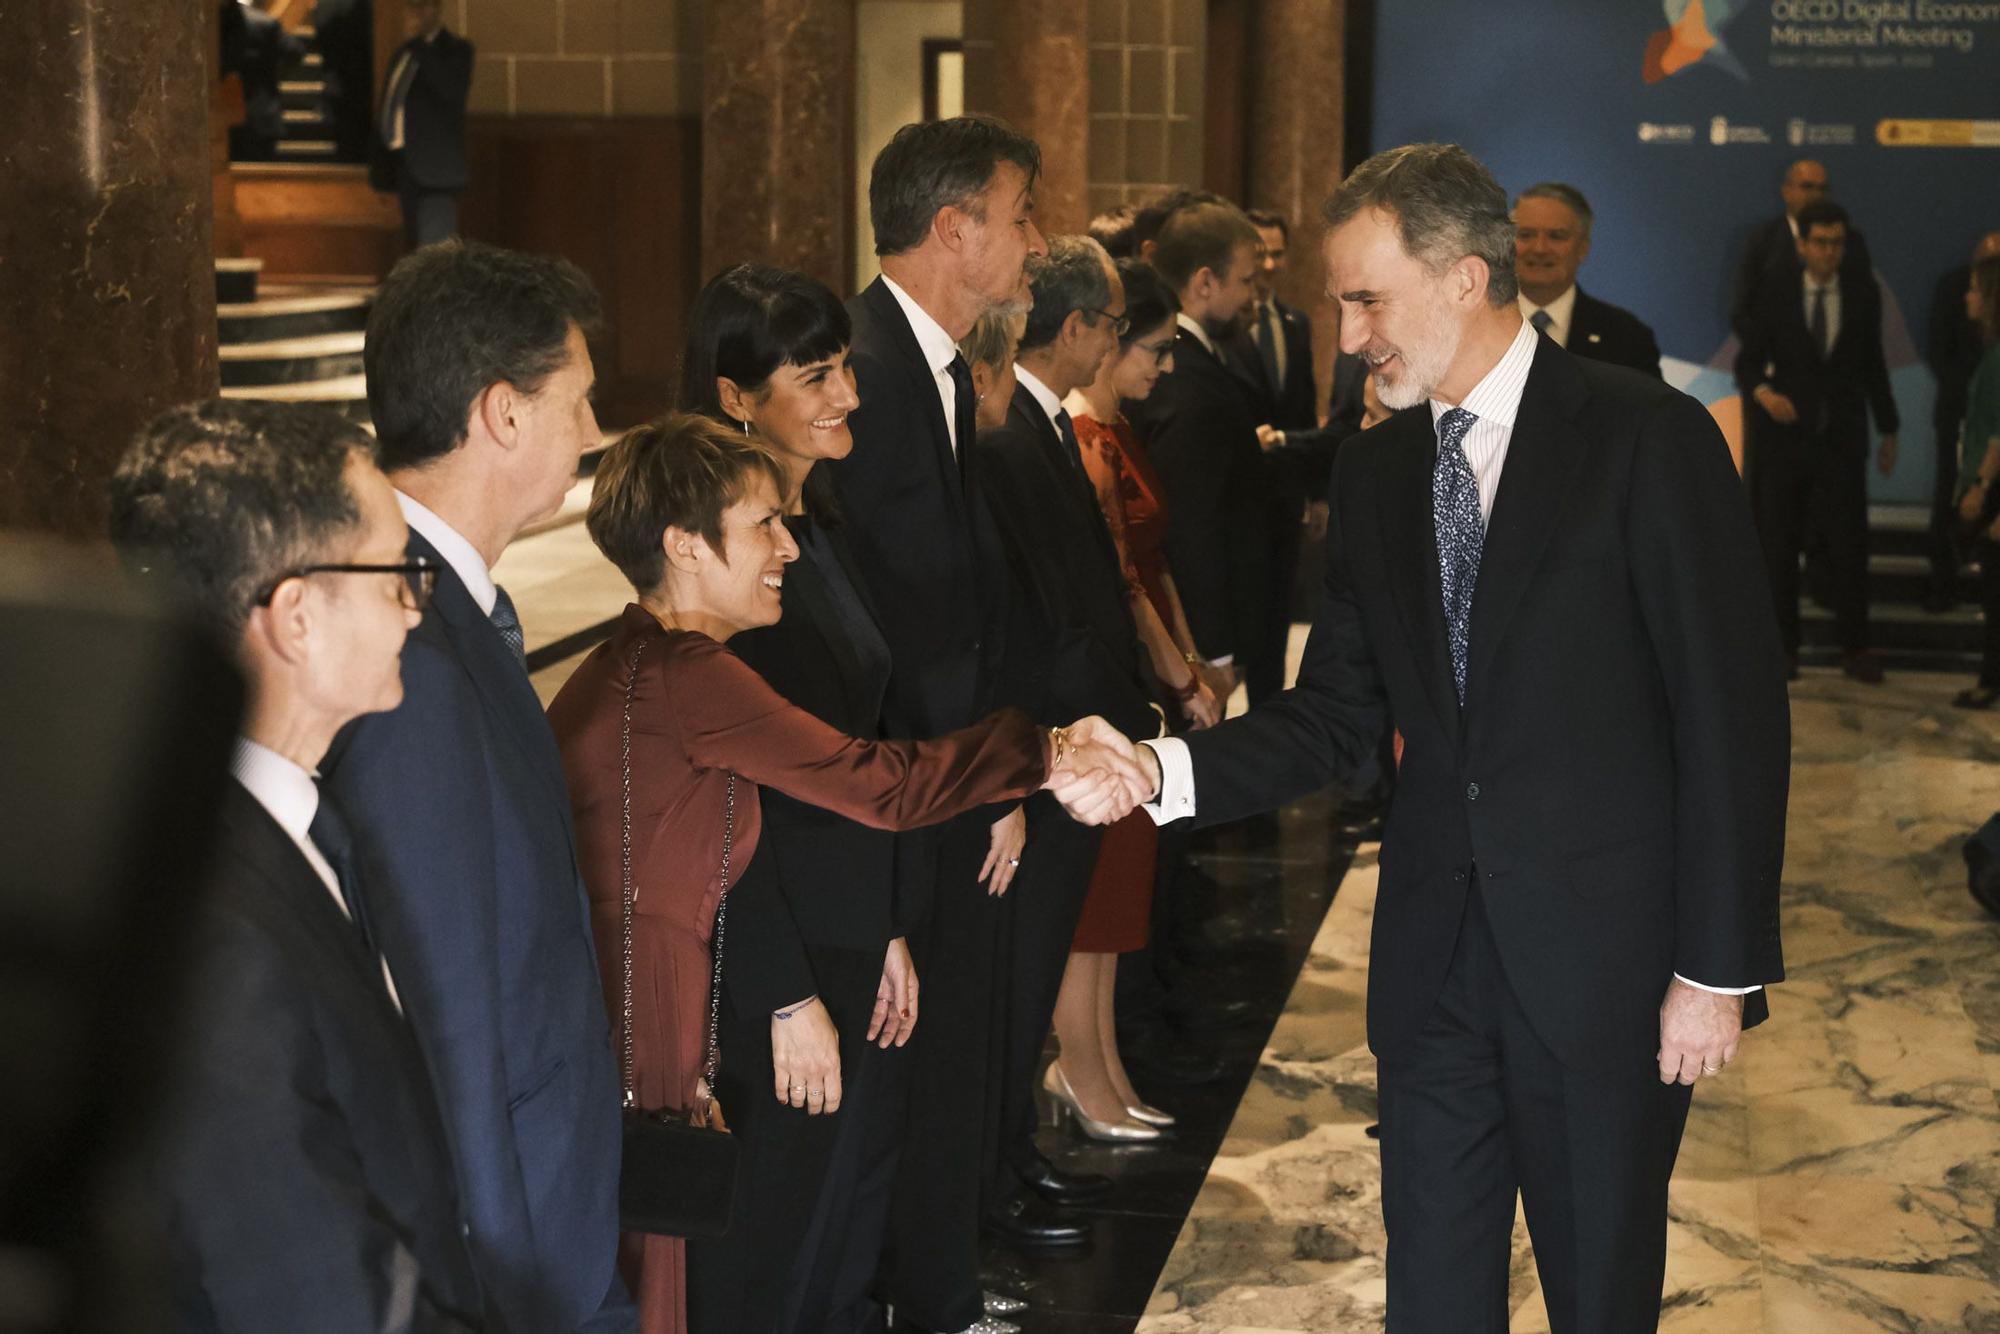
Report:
1205,655,1233,669
1140,737,1195,824
1674,973,1762,996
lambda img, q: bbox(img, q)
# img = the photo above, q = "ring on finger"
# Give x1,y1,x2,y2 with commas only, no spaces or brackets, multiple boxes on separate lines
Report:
1006,857,1020,867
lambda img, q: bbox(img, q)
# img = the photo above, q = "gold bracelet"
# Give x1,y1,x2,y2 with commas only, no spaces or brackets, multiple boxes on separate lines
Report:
1048,725,1072,771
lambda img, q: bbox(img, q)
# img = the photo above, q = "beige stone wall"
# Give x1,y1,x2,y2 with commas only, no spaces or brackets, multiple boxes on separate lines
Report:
1086,0,1204,216
452,0,702,117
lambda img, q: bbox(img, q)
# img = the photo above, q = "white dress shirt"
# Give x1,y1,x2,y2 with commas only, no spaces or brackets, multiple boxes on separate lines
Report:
1519,284,1579,349
398,490,494,615
1140,318,1754,995
1176,311,1217,358
880,274,966,455
380,31,440,153
1255,299,1289,386
231,738,403,1010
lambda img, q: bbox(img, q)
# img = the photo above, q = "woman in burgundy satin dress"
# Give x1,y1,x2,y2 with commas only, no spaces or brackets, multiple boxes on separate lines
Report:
547,413,1129,1334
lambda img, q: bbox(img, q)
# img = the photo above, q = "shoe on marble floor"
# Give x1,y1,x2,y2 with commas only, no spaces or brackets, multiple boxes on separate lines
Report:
1014,1143,1112,1205
942,1319,1019,1334
982,1289,1029,1317
1043,1060,1161,1143
1125,1098,1176,1128
982,1191,1092,1255
1954,685,2000,710
1842,649,1885,684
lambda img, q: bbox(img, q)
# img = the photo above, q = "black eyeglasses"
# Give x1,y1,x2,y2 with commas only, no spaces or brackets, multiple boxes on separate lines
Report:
254,557,439,611
1133,336,1176,367
1084,307,1132,337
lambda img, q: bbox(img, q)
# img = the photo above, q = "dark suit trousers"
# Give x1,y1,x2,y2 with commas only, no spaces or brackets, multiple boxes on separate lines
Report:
1930,411,1965,592
400,181,460,248
990,796,1103,1194
1248,481,1303,706
690,946,895,1334
882,814,1008,1331
1378,889,1691,1333
1747,421,1870,653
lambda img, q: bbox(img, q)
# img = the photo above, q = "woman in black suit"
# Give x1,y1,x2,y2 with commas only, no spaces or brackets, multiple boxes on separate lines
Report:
679,265,942,1334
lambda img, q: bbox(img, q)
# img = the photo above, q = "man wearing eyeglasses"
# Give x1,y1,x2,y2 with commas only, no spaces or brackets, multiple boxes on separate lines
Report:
109,399,480,1331
971,234,1163,1254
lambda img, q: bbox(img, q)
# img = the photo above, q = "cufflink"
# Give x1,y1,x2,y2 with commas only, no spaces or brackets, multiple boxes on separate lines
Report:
1587,333,1602,344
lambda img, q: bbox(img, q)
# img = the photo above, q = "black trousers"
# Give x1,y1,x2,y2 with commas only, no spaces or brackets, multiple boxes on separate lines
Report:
1747,422,1870,653
690,946,896,1334
880,815,1008,1332
1977,536,2000,687
1246,494,1304,706
399,184,460,249
1378,889,1692,1333
1929,412,1965,596
990,797,1102,1195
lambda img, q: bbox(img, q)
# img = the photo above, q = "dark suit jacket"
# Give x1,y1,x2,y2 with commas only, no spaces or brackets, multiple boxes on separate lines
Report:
368,29,474,193
1567,287,1664,379
1928,263,1984,436
727,506,902,1016
1179,340,1790,1071
160,780,481,1333
1226,299,1320,432
973,381,1161,739
322,532,626,1333
1730,212,1874,337
1735,263,1899,449
1125,326,1274,664
824,278,1013,926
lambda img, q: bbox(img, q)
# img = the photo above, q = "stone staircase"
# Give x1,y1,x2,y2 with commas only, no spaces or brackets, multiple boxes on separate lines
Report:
1799,504,1980,674
275,29,338,163
214,258,372,426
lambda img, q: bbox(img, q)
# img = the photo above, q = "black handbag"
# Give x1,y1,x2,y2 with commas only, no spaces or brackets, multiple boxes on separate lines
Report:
616,636,741,1238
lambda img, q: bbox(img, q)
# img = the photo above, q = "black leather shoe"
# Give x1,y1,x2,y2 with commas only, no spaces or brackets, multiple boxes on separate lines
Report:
1163,994,1260,1032
1122,1036,1231,1085
1015,1150,1112,1206
982,1194,1091,1255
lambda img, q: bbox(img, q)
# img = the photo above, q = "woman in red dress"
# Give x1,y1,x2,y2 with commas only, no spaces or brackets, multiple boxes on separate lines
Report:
547,414,1135,1334
1046,260,1223,1137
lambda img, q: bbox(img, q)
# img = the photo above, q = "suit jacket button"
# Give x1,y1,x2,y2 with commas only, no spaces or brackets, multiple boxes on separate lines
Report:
1465,782,1480,800
1452,869,1466,882
460,1221,471,1239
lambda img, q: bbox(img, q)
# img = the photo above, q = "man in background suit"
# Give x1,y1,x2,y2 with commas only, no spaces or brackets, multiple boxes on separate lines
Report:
1127,201,1275,703
974,235,1162,1257
1731,159,1874,337
1513,182,1663,379
110,399,481,1332
323,242,636,1332
369,0,473,248
1923,229,2000,610
823,115,1049,1334
1736,199,1900,684
1118,142,1789,1332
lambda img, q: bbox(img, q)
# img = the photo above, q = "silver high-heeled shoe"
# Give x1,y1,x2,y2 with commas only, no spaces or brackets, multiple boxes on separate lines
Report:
1125,1100,1176,1128
1042,1060,1162,1143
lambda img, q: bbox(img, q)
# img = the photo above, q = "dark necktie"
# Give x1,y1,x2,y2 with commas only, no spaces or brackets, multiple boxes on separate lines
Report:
1432,408,1484,706
307,794,374,954
490,584,527,671
1529,309,1554,337
1051,407,1095,495
947,354,978,468
1258,302,1284,395
1809,283,1830,360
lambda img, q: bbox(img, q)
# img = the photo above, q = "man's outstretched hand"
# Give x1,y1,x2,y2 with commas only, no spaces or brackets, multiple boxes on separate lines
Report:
1044,716,1157,825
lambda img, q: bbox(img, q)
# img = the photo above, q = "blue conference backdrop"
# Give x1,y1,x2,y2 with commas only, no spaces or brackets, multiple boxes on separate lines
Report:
1371,0,2000,501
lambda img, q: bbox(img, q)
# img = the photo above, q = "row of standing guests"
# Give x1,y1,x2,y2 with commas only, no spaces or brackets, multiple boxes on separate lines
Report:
116,115,1290,1334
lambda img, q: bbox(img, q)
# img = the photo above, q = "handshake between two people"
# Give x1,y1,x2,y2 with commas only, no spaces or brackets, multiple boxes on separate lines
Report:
1041,717,1162,826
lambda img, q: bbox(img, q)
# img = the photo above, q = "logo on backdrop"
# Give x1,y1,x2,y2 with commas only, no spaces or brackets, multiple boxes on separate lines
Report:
1644,0,1750,84
1709,115,1773,144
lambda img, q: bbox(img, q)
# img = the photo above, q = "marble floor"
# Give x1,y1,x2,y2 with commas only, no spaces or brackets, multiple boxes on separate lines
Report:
1137,672,2000,1334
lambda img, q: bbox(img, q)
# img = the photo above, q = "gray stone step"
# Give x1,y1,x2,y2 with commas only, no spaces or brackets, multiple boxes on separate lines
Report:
219,330,365,387
217,290,372,343
214,256,264,305
221,373,370,425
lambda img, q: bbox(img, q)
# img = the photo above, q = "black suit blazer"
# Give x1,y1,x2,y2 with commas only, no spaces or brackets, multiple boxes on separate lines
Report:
1226,299,1320,432
1734,263,1899,448
322,531,624,1331
824,278,1013,924
159,781,480,1333
1179,340,1790,1071
1566,287,1664,379
728,509,904,1012
369,29,474,193
973,382,1161,739
1125,327,1274,663
1730,213,1874,337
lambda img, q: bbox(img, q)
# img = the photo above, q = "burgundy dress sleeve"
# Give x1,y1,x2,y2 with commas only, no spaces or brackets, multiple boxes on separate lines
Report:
660,632,1049,829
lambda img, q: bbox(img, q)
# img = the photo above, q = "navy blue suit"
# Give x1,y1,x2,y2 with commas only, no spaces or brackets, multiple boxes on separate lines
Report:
323,529,632,1333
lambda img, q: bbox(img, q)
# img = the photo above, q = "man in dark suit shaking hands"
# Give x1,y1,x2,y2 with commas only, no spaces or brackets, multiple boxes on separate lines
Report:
324,242,636,1332
111,400,482,1331
1120,143,1790,1332
370,0,474,248
1512,182,1663,379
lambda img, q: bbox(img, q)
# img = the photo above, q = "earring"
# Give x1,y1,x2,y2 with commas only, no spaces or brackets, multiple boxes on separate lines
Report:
975,392,986,405
739,417,751,436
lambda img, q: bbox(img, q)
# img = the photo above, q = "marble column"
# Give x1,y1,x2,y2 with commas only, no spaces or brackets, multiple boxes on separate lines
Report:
701,0,852,295
0,1,217,540
964,0,1089,236
211,0,244,256
1247,0,1347,404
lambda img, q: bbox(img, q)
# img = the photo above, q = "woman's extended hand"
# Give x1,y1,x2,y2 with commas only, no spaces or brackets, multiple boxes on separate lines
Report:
770,996,842,1114
1183,678,1221,730
980,806,1027,897
868,935,920,1048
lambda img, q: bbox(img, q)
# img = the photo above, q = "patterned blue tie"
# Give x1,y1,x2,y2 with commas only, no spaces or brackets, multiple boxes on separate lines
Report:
490,584,527,671
1433,408,1483,706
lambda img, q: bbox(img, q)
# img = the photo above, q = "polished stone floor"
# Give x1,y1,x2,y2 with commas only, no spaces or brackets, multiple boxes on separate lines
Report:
1134,672,2000,1334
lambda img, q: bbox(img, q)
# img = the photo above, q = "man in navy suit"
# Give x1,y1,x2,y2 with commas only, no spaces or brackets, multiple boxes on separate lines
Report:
1512,183,1663,380
323,241,636,1332
369,0,474,247
111,399,482,1332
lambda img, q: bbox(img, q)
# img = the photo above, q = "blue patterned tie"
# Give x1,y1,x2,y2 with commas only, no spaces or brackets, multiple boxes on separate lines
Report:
490,584,527,671
1433,408,1483,706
